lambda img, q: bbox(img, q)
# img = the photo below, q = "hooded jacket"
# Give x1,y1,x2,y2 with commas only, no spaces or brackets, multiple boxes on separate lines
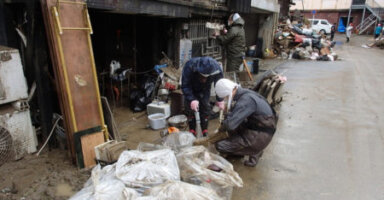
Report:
216,17,246,58
181,57,223,102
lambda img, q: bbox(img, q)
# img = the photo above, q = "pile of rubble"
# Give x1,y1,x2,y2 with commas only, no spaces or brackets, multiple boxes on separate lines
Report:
361,36,384,49
271,20,338,61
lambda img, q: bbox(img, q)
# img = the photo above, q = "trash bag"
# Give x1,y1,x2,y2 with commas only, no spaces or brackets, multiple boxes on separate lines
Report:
144,181,223,200
137,142,170,152
70,164,139,200
136,196,159,200
144,78,155,98
316,55,330,61
130,90,147,112
129,76,157,112
176,146,243,200
115,149,180,192
162,131,196,153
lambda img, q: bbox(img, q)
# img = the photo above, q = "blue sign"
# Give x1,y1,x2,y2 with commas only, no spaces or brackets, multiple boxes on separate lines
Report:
312,10,316,14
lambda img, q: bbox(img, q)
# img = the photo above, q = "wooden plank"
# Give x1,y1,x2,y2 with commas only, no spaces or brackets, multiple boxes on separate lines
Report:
80,132,104,167
41,0,77,163
41,0,106,168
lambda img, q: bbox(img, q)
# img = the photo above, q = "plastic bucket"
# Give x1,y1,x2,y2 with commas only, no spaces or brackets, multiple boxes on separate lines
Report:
148,113,167,130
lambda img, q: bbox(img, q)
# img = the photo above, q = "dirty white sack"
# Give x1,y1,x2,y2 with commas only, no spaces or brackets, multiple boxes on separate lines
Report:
177,146,243,188
115,149,180,189
145,181,223,200
70,164,139,200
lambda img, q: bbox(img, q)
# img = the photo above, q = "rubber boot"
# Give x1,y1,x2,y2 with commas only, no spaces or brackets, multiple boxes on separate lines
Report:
202,129,208,137
244,151,263,167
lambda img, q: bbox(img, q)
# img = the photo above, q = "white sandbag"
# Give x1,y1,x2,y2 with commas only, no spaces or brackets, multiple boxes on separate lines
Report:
162,131,196,152
115,149,180,190
70,164,139,200
145,181,223,200
177,146,243,188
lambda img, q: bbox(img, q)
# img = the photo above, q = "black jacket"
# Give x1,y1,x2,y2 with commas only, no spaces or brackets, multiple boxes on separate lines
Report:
216,17,246,58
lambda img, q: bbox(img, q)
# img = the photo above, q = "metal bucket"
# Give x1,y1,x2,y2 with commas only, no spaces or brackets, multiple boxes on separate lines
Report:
168,114,187,128
148,113,167,130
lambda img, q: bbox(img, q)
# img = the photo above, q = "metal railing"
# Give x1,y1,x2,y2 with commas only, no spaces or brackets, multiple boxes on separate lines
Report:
367,0,384,20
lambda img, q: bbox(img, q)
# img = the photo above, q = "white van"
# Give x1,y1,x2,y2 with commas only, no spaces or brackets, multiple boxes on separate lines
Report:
308,19,333,35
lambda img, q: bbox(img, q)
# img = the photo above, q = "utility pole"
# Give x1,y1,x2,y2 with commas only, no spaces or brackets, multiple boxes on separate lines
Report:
347,0,353,28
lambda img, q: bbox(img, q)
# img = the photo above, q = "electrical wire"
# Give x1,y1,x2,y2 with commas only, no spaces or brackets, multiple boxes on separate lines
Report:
36,115,62,156
127,68,154,75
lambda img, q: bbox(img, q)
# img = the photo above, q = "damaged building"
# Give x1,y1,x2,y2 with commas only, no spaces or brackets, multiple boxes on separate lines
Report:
0,0,280,169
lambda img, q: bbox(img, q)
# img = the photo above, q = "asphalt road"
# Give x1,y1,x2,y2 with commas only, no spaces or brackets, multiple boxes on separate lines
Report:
232,35,384,200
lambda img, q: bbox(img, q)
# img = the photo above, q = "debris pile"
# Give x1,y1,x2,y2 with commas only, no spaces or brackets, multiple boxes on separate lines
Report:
361,36,384,49
70,132,243,200
272,20,338,61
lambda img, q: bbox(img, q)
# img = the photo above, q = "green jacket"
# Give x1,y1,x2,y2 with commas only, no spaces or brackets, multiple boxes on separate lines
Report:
217,17,246,58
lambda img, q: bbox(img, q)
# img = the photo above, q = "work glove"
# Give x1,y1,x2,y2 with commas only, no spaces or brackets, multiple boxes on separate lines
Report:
190,100,199,112
215,101,225,110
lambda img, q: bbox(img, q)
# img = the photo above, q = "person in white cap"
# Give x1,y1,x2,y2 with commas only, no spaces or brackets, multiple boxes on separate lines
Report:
215,13,246,72
181,57,224,137
214,78,277,167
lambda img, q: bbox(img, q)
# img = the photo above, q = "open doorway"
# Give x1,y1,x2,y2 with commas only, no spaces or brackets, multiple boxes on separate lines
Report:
338,17,353,32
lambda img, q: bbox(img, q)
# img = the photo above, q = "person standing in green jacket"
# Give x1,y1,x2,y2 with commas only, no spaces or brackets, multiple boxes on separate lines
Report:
215,13,246,72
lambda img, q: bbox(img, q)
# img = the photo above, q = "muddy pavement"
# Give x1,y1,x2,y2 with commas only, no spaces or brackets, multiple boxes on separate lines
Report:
232,35,384,199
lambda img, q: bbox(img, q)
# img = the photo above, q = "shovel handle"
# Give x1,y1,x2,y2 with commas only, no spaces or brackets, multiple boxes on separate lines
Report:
242,59,253,81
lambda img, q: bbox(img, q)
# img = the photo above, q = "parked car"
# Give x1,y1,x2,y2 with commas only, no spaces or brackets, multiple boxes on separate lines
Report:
309,19,332,35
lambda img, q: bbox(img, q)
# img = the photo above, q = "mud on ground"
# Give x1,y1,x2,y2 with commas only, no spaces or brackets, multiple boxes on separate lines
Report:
0,149,90,200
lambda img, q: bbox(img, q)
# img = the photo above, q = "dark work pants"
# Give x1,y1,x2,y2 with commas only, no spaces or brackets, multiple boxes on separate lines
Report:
215,125,273,157
184,95,210,132
330,33,335,41
226,56,243,72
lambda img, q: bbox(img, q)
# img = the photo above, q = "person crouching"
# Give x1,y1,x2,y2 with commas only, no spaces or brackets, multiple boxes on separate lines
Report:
214,79,277,167
181,57,224,137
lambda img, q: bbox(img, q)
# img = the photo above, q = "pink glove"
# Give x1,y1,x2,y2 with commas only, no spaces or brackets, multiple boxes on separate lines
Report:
216,101,225,110
190,100,199,112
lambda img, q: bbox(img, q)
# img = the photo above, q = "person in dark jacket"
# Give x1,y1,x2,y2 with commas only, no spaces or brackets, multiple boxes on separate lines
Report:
330,23,336,41
181,57,224,137
214,79,277,167
215,13,246,72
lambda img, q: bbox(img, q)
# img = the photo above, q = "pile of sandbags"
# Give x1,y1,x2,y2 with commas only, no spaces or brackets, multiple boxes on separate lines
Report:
70,132,243,200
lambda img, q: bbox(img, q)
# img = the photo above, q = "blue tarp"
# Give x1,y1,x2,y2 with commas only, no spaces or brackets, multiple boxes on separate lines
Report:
338,18,345,33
